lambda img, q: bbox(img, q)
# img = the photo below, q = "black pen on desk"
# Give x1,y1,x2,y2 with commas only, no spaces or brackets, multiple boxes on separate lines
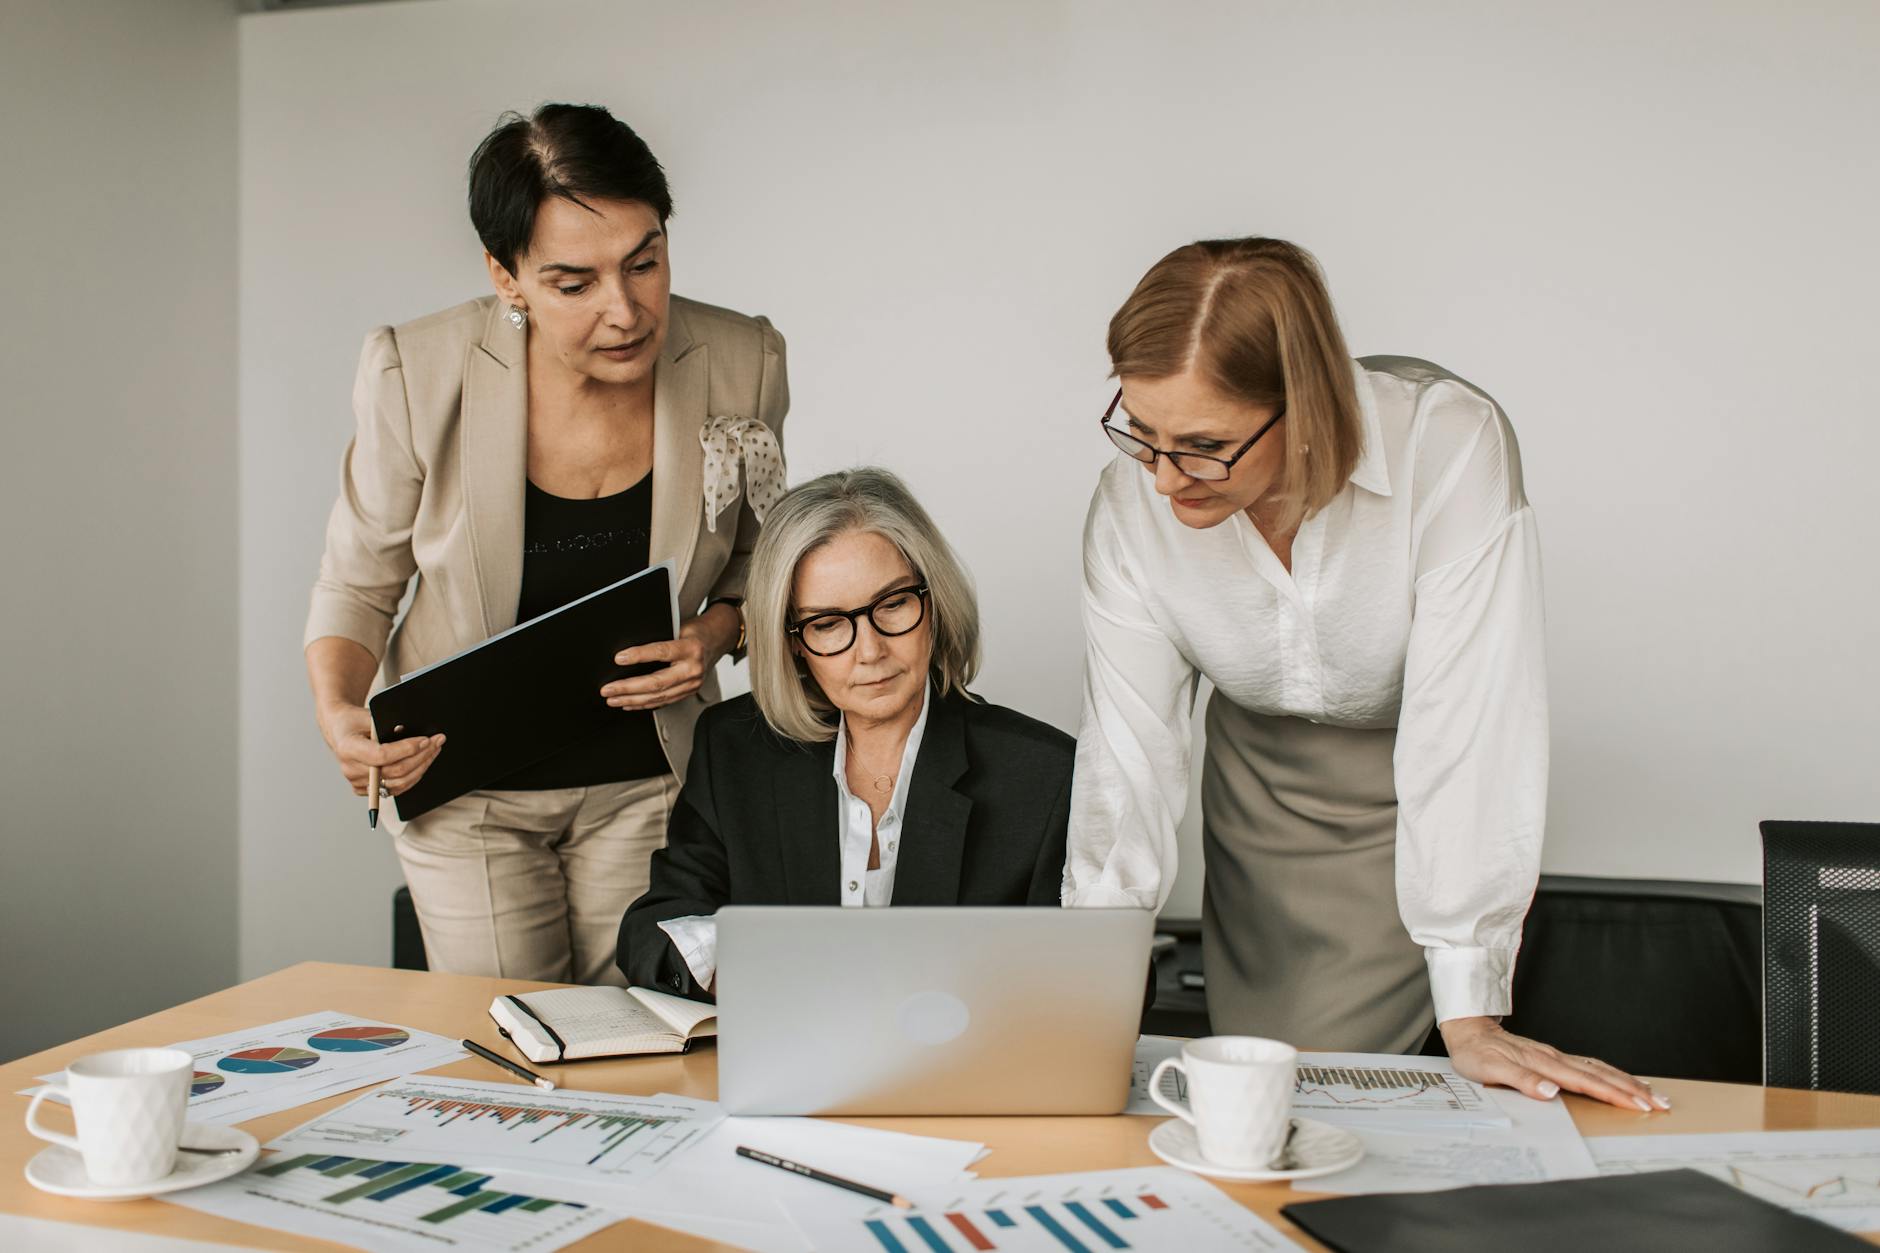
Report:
735,1146,912,1209
462,1038,556,1091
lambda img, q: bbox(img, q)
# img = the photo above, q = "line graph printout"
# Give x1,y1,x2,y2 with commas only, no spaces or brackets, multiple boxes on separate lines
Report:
784,1167,1304,1252
164,1151,616,1253
270,1076,721,1187
1290,1051,1510,1128
1590,1129,1880,1232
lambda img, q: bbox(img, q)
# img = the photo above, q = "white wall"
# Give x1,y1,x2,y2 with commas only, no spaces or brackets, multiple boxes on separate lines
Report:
238,0,1880,978
0,0,239,1060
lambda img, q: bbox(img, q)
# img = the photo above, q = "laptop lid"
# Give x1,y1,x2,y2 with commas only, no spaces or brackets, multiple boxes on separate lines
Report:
714,906,1152,1116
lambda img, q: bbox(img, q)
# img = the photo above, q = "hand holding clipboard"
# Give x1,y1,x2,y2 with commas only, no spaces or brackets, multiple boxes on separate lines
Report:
367,562,680,823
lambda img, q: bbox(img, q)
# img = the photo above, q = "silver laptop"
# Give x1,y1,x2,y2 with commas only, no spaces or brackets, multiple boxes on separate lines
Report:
714,906,1152,1116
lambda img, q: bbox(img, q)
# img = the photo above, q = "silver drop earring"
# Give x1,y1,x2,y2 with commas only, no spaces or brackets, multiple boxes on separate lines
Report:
507,304,528,329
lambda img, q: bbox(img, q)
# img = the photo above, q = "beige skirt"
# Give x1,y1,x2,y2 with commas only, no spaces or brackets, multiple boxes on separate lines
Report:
1199,691,1432,1053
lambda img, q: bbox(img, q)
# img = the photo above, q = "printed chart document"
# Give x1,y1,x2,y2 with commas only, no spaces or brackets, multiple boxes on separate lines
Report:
1296,1080,1597,1195
22,1012,465,1125
1126,1041,1508,1129
620,1114,988,1252
783,1166,1304,1251
267,1076,720,1192
165,1150,616,1253
1590,1129,1880,1233
1288,1051,1508,1129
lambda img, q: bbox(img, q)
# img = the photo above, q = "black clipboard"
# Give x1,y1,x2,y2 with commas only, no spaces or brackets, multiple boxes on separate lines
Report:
368,562,678,823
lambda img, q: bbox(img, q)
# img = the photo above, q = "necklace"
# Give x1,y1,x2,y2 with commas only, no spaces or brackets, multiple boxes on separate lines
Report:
871,773,895,795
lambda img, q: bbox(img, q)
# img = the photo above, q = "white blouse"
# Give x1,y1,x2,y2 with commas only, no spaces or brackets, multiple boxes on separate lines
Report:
656,686,932,990
1064,357,1547,1025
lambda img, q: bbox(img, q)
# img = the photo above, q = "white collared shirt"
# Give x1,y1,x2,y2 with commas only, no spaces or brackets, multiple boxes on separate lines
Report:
1065,357,1548,1025
657,685,933,989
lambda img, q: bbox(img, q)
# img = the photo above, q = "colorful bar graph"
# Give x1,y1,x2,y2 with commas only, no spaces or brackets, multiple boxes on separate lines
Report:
946,1210,997,1250
905,1215,954,1253
866,1217,911,1252
384,1090,686,1166
1102,1198,1136,1220
987,1209,1018,1228
1064,1201,1129,1249
1025,1204,1092,1252
1140,1194,1167,1210
251,1153,587,1227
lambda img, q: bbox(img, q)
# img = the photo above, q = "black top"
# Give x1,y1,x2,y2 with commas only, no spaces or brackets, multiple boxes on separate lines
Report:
617,689,1075,997
496,477,668,790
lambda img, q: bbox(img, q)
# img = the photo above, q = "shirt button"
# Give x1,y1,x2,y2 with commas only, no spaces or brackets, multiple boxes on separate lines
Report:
848,880,859,892
887,841,897,852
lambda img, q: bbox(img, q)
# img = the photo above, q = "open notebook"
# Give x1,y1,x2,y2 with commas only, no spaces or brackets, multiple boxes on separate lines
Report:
488,986,718,1063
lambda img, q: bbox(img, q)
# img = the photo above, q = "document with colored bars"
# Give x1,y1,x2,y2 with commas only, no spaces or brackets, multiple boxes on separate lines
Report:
782,1167,1303,1252
1129,1040,1509,1129
264,1075,720,1194
164,1150,616,1253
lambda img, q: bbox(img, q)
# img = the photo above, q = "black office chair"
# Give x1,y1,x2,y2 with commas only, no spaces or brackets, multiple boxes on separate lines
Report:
1467,875,1764,1084
392,886,428,972
1160,877,1766,1082
1762,820,1880,1095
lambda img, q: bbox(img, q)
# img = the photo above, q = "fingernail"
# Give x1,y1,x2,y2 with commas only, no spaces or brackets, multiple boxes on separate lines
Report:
1537,1081,1560,1099
1652,1094,1672,1110
1633,1097,1653,1112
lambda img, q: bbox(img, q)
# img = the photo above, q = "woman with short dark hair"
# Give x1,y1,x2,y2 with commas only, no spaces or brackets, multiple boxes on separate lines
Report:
305,103,788,985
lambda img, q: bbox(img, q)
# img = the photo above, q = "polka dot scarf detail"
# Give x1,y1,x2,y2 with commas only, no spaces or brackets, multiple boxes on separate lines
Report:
700,415,787,534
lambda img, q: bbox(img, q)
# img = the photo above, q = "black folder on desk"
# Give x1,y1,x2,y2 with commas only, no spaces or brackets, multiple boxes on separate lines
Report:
368,563,677,823
1281,1168,1869,1252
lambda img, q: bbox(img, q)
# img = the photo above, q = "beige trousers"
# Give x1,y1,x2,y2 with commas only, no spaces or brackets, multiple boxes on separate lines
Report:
393,775,677,987
1200,692,1432,1054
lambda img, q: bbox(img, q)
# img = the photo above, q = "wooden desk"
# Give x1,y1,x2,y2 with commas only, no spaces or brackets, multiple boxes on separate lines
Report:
5,962,1878,1250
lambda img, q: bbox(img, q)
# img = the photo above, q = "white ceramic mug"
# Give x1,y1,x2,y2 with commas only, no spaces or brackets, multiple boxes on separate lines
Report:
1150,1035,1297,1169
24,1048,192,1186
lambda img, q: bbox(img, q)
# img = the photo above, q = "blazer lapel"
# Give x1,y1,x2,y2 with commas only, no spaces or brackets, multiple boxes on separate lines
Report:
649,304,707,604
775,740,842,905
461,299,528,637
891,693,973,906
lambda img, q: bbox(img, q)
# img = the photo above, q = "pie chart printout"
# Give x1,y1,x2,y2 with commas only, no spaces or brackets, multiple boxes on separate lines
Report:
190,1072,226,1097
218,1046,321,1075
307,1025,411,1053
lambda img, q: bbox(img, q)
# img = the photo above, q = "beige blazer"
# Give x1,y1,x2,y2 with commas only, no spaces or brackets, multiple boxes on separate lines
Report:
305,293,789,793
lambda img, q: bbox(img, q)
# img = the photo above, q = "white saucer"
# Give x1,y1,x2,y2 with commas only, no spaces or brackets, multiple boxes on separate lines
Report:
1148,1116,1363,1182
25,1125,259,1200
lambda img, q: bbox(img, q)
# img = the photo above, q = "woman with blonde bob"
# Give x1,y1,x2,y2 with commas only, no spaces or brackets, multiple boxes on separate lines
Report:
618,467,1073,997
1069,237,1662,1113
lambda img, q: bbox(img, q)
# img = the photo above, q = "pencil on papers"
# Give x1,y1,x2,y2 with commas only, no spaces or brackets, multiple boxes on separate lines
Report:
735,1145,913,1208
462,1038,556,1090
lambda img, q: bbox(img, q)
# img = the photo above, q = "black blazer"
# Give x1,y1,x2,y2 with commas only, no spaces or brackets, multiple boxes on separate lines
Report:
618,688,1074,997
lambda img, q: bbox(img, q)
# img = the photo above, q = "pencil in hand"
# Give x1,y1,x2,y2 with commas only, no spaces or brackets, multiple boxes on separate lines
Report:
735,1145,913,1208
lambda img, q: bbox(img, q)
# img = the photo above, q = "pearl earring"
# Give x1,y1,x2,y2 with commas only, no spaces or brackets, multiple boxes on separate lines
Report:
507,305,528,329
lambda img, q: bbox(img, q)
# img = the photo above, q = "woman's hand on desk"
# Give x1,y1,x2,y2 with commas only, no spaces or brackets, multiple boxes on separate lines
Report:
318,702,446,798
603,604,741,711
1441,1016,1670,1113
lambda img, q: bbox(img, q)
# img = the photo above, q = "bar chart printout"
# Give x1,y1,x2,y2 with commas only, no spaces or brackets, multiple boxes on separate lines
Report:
1288,1050,1508,1128
162,1151,617,1253
268,1075,720,1185
783,1167,1304,1252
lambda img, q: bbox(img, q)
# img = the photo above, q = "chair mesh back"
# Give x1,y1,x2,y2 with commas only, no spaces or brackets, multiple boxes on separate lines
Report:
1761,820,1880,1094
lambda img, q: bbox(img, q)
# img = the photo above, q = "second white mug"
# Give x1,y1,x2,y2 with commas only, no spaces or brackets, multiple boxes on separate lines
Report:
24,1047,193,1187
1150,1035,1297,1169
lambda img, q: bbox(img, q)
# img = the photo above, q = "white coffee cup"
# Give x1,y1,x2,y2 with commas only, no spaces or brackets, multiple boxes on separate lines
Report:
25,1048,192,1187
1150,1035,1297,1169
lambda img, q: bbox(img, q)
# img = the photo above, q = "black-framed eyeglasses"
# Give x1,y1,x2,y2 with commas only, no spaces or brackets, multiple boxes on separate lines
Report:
1099,389,1284,481
788,583,930,657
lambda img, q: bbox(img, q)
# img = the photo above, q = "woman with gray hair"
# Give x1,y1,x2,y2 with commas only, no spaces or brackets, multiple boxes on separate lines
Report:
617,468,1073,997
